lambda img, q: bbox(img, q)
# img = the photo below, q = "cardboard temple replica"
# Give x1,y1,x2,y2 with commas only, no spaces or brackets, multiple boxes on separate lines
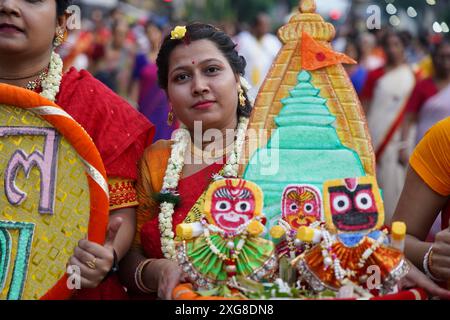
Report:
174,0,416,300
0,0,425,300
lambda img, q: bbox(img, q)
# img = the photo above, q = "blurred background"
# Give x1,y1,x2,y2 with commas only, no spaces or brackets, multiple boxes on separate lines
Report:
63,0,450,102
71,0,450,35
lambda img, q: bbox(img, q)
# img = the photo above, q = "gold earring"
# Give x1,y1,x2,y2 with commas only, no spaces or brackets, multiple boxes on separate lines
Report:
167,109,174,126
54,28,65,47
238,86,246,108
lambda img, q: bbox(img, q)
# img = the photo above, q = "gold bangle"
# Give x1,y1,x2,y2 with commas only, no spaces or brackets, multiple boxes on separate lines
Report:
423,246,441,282
135,259,157,294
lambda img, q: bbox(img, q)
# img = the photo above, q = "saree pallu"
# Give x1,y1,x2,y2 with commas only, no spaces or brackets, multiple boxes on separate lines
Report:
367,65,415,222
130,141,224,299
417,84,450,237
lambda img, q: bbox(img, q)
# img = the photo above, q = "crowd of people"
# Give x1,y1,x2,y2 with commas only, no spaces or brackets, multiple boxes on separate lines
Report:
0,0,449,300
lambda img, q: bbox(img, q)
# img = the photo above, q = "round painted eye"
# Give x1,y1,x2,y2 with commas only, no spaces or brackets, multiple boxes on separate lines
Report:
289,203,299,212
304,203,314,214
215,200,231,211
332,195,350,213
235,201,251,213
355,191,373,210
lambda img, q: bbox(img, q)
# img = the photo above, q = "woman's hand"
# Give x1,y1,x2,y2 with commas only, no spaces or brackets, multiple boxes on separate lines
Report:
67,217,123,289
429,228,450,281
147,259,185,300
398,260,450,299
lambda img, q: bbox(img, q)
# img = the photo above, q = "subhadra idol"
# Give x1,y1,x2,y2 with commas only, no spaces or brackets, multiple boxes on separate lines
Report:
0,84,108,300
270,184,324,260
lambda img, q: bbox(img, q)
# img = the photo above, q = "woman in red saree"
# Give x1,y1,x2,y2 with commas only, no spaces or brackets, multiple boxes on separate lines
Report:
119,23,254,299
0,0,154,299
361,30,416,223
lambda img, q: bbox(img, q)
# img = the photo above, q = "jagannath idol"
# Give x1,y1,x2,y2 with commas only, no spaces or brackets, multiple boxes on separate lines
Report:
175,178,278,290
292,176,409,295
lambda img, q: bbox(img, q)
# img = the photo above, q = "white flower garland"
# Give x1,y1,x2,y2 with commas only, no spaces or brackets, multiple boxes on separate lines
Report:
159,116,249,260
40,51,63,102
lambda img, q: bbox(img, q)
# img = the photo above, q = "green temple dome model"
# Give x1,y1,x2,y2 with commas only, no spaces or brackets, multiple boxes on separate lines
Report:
243,70,365,223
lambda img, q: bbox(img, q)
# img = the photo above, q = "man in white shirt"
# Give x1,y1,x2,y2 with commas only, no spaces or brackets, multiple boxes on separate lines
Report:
235,13,282,100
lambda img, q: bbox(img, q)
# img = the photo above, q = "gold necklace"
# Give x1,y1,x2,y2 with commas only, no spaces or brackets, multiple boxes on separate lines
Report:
25,68,49,92
189,141,235,160
0,68,46,81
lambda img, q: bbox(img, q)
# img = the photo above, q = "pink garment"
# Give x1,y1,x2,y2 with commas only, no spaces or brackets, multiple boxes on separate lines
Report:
416,83,450,144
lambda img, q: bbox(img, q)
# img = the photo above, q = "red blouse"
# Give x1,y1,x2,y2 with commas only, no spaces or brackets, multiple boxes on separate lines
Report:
405,77,439,114
360,67,385,101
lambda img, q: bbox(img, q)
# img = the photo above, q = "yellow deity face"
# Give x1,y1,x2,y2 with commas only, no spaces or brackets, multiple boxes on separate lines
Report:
204,179,264,233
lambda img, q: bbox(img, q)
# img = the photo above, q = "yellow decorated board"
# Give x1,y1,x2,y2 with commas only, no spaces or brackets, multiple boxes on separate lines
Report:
0,84,109,300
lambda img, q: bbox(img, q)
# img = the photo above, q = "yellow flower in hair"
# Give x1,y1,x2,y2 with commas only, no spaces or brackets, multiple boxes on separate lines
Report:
171,26,187,40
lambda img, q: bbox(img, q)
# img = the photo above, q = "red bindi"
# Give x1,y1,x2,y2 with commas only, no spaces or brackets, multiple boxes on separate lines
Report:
316,52,326,62
192,60,195,65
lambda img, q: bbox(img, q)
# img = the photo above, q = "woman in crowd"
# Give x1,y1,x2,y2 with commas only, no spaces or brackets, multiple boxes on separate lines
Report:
344,38,368,95
398,41,450,240
93,18,136,100
119,23,253,299
400,41,450,164
130,18,177,142
0,0,153,298
361,30,416,222
393,117,450,290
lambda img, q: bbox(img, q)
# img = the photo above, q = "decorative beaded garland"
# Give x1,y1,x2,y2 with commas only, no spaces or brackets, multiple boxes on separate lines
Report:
159,116,250,260
201,214,263,263
357,230,387,269
320,229,388,285
203,227,247,262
